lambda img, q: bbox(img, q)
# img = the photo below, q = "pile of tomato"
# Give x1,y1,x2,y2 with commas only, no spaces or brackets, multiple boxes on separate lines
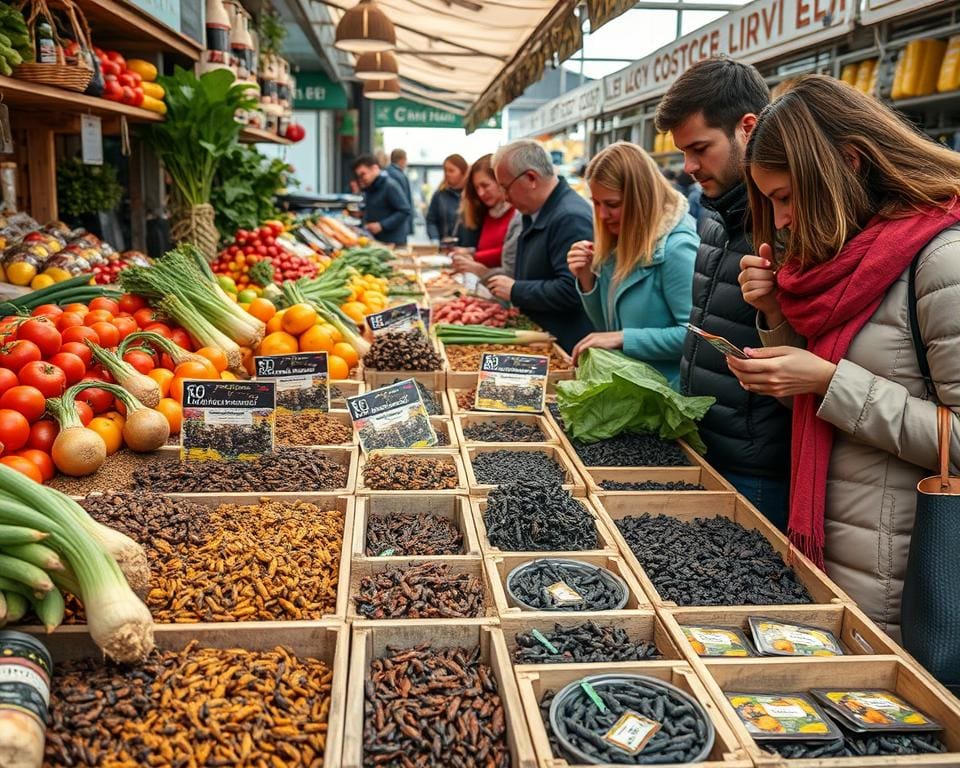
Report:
0,294,196,483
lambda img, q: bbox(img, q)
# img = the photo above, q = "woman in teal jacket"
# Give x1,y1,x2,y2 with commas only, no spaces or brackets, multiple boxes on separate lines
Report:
567,141,698,387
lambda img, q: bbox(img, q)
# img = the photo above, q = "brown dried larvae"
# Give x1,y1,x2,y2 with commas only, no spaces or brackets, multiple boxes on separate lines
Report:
355,561,485,619
363,454,458,490
444,343,571,371
276,411,353,445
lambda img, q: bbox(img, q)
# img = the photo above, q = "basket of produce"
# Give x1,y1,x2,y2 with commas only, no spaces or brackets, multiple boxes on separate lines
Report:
12,0,93,91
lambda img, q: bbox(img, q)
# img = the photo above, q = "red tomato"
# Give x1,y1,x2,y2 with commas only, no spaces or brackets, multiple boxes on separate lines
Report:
88,297,120,315
30,304,63,318
122,350,155,374
14,449,54,481
118,293,147,314
0,385,46,422
61,326,100,346
89,322,119,348
15,317,61,358
134,307,159,328
62,303,89,316
0,455,42,483
56,311,86,331
59,341,92,368
18,361,66,399
75,378,113,414
74,400,94,426
143,322,172,339
112,316,137,341
0,340,42,373
169,328,192,351
0,409,31,451
84,309,114,326
26,419,58,452
47,352,85,385
0,368,17,398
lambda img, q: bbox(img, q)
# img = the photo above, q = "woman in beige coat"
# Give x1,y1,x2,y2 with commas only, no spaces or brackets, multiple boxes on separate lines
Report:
725,75,960,639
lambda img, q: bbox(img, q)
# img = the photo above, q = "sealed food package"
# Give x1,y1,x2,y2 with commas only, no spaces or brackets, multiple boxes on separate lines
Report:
748,617,844,657
810,690,942,732
682,626,755,657
726,692,842,741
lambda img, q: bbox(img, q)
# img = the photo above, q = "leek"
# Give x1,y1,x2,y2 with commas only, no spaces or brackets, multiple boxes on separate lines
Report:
434,324,553,345
118,330,208,368
157,295,243,371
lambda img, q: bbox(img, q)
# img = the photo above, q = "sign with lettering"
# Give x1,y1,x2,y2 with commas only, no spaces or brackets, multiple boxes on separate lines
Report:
255,352,330,413
475,353,548,413
347,379,437,453
294,71,349,110
375,98,501,129
181,380,275,461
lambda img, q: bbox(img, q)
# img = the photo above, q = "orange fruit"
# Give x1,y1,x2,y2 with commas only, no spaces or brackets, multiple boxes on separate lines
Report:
247,297,276,323
266,310,286,334
328,354,350,380
299,325,335,353
175,360,219,380
340,301,367,324
148,367,174,398
195,346,228,373
156,398,183,434
281,303,318,336
170,376,185,404
219,370,237,380
88,416,123,454
241,347,255,376
258,331,298,356
332,342,359,369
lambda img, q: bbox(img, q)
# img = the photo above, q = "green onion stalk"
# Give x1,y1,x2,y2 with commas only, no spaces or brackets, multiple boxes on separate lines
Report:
434,324,553,345
71,381,170,453
156,294,243,371
85,341,161,407
117,330,209,368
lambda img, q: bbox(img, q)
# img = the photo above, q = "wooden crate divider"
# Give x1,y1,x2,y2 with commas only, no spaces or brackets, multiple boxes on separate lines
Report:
486,553,653,619
592,493,850,608
448,384,561,415
343,621,538,768
440,341,574,386
700,656,960,767
352,493,481,557
330,379,365,409
454,412,562,446
515,660,753,768
471,495,619,558
462,444,587,498
355,448,469,495
361,368,447,391
430,416,458,449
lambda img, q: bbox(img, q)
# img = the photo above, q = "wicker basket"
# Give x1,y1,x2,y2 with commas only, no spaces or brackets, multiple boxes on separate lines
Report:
12,0,93,92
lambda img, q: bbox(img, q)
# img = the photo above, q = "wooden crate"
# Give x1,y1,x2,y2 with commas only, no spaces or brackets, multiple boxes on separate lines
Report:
343,620,537,768
449,384,561,415
36,621,349,768
352,493,481,557
362,368,447,391
276,408,358,449
593,494,850,608
471,495,619,558
347,555,497,623
56,445,358,497
454,412,562,446
701,657,960,767
516,661,752,768
441,341,574,387
661,603,903,663
463,444,587,498
587,466,735,496
500,611,686,670
431,416,458,448
355,449,468,494
486,553,653,619
330,379,364,409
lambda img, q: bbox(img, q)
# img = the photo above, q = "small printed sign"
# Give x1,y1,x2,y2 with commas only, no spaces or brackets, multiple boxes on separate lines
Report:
604,711,661,754
544,580,584,607
80,115,103,166
347,378,437,453
181,380,275,461
475,353,548,413
255,352,330,413
365,302,426,336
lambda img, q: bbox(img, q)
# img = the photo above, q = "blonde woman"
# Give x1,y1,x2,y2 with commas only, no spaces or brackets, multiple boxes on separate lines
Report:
566,141,698,386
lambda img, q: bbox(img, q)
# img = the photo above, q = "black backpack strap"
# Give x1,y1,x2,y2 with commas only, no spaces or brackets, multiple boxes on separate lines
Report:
908,250,935,397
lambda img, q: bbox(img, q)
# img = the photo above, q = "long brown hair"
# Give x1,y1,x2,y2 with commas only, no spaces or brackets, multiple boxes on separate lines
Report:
746,74,960,269
586,141,682,283
439,153,468,191
460,154,499,230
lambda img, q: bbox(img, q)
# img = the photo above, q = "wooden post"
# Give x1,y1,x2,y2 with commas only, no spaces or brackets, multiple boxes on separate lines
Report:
25,125,57,222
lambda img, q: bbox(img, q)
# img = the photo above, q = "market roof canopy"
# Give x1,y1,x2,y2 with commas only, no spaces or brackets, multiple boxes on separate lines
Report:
322,0,614,129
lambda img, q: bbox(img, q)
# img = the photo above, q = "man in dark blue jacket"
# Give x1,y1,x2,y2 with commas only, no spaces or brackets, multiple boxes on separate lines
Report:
385,149,414,234
490,140,593,353
353,155,411,245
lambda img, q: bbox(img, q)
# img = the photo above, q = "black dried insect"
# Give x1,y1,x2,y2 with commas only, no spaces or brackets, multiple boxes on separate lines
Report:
463,419,546,442
599,480,706,491
363,331,443,371
764,731,946,759
365,513,463,556
508,559,626,611
513,621,660,664
484,482,597,551
472,450,565,486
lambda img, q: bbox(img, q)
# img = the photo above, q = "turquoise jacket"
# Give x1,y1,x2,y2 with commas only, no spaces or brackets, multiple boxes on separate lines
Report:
577,210,698,387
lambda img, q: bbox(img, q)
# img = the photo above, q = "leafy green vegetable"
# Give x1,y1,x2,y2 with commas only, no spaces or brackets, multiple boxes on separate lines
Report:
211,145,293,241
56,158,124,217
556,348,715,453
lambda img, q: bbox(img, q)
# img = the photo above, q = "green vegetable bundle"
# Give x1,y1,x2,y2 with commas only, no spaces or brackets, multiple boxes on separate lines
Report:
0,4,33,76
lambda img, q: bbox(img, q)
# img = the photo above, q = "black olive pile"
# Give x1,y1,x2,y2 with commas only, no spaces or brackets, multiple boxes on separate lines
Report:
599,480,706,491
616,514,812,605
508,559,627,611
765,732,946,759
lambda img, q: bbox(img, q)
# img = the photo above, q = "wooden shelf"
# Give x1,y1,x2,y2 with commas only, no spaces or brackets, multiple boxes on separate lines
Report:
891,89,960,111
0,75,163,124
240,126,292,145
80,0,201,61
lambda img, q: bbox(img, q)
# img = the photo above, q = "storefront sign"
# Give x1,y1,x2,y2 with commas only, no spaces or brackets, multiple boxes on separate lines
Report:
517,81,603,137
602,0,855,111
294,72,349,110
859,0,943,25
374,98,501,129
128,0,180,32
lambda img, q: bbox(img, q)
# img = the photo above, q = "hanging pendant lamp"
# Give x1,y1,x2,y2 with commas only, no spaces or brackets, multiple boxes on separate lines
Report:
334,0,396,53
363,78,401,99
355,50,398,81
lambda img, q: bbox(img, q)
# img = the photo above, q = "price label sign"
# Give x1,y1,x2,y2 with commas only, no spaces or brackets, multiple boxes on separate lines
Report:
347,378,437,454
365,302,426,336
181,379,275,461
474,353,548,413
255,352,330,413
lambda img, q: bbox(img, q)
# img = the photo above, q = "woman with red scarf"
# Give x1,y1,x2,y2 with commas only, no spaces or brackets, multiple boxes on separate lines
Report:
726,75,960,640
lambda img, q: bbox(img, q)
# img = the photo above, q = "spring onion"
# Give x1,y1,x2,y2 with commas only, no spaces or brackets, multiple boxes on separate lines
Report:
71,381,170,452
283,281,371,356
434,324,553,345
45,395,107,477
85,341,161,408
118,330,209,368
157,294,243,371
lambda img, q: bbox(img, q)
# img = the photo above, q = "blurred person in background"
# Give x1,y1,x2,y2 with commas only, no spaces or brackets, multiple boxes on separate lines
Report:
566,142,698,387
427,154,468,243
352,154,412,246
491,140,593,352
386,148,415,235
675,170,704,223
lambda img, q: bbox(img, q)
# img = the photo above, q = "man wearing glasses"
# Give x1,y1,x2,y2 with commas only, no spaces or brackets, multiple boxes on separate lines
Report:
490,141,593,353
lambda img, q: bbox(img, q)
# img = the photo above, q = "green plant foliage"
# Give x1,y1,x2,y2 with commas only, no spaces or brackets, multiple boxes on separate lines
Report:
211,145,295,241
258,8,287,57
56,158,124,217
140,67,257,207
